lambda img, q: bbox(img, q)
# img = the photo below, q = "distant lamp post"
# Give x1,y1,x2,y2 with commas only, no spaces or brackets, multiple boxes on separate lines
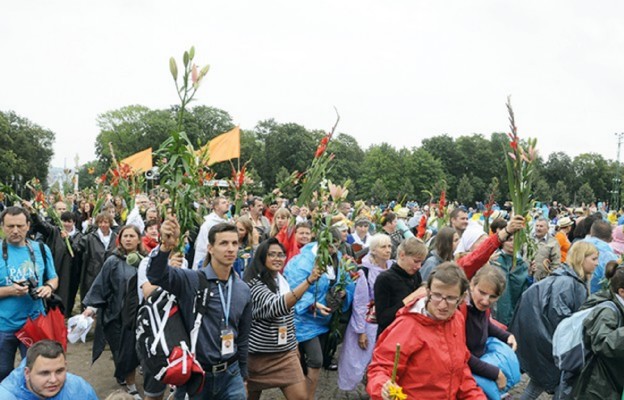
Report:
612,132,624,211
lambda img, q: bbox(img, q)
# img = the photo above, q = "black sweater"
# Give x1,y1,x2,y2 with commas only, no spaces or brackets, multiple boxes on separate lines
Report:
374,262,422,337
465,302,511,380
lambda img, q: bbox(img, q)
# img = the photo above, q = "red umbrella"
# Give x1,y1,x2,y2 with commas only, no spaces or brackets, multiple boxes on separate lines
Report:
15,305,67,351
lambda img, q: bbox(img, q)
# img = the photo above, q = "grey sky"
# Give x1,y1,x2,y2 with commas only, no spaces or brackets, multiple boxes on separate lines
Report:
2,1,624,168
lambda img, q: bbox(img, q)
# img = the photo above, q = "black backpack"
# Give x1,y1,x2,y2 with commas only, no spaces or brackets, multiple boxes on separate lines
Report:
135,286,205,395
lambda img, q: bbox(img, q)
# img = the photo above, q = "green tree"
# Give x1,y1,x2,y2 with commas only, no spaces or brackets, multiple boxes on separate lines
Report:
456,175,475,205
325,133,365,198
256,122,317,189
182,105,236,145
533,178,551,203
572,153,612,201
0,111,55,194
543,152,574,190
456,134,497,191
358,143,404,201
576,182,596,205
275,166,297,199
403,148,447,203
370,179,390,204
95,105,175,165
421,134,462,197
77,160,106,190
553,180,571,205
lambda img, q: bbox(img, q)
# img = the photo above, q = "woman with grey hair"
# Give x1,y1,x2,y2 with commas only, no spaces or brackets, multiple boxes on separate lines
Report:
337,234,394,391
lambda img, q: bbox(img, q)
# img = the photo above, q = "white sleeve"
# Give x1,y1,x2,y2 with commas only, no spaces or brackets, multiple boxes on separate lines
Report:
137,256,150,303
193,222,209,270
126,206,145,233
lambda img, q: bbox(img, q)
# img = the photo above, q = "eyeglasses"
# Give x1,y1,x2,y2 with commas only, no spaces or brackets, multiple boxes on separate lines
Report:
267,252,286,259
428,291,461,305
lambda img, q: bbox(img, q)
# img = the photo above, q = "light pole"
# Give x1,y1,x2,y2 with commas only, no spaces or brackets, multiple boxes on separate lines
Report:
612,132,624,211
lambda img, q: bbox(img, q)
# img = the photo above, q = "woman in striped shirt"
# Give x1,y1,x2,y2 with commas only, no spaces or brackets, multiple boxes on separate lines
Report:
243,238,320,400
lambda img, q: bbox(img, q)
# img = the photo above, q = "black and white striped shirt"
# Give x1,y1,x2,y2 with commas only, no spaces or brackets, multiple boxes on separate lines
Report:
248,277,297,354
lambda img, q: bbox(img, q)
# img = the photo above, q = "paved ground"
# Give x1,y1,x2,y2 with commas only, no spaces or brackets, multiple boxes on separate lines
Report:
62,340,552,399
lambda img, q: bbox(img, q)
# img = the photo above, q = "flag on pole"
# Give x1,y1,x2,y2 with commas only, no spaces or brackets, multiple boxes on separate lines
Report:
120,147,153,173
205,126,240,165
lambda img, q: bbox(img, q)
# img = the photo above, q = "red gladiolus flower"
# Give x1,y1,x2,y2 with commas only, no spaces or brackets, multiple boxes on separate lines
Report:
35,191,46,205
417,215,427,239
510,140,518,150
238,165,246,188
314,135,330,158
438,191,446,218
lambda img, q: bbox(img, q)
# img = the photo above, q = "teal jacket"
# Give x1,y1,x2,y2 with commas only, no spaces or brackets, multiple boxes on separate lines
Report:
492,251,530,326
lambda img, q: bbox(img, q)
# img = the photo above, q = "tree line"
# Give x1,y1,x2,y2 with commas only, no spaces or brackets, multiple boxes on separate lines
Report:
1,106,618,207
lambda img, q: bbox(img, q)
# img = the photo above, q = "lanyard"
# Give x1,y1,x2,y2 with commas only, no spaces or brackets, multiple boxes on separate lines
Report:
217,274,233,329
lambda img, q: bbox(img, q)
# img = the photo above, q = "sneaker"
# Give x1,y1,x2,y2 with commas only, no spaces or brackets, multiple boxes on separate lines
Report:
127,388,142,400
324,363,338,371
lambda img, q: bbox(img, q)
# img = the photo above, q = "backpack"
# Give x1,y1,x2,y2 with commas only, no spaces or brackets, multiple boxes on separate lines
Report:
552,300,621,373
135,287,205,395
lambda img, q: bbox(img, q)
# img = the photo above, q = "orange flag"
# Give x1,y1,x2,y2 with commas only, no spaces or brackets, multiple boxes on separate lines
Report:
120,147,153,173
206,126,240,165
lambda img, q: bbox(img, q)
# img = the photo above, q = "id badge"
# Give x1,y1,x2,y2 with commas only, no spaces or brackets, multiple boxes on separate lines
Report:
277,325,288,345
221,329,234,356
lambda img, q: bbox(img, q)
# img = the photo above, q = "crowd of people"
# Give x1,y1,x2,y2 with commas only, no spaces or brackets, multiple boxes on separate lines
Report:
0,190,623,399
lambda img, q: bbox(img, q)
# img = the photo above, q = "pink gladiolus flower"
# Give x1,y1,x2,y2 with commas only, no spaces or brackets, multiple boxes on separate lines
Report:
507,152,517,160
191,64,199,84
529,146,537,161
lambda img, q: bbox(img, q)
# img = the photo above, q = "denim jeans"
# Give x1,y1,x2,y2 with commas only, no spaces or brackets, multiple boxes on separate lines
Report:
177,361,245,400
0,331,26,382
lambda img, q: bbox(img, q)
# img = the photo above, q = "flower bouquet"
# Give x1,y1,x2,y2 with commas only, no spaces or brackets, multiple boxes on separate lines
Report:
156,46,212,252
504,96,537,268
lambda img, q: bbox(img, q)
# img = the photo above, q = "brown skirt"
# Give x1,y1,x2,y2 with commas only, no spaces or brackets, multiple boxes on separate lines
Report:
247,349,306,392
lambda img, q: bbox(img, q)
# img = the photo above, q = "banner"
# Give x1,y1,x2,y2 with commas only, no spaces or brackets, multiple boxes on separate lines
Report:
120,147,153,173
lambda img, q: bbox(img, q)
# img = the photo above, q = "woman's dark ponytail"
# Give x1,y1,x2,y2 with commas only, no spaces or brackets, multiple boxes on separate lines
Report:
605,261,624,293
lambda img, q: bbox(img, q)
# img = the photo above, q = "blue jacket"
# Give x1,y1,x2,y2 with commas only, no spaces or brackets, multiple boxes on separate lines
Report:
582,237,618,293
284,243,355,342
0,359,97,400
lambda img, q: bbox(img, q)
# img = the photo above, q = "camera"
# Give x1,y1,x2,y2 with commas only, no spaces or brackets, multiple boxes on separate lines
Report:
17,276,40,299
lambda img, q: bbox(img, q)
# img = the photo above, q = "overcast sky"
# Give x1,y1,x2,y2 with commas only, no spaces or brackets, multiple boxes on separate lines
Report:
3,1,624,168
